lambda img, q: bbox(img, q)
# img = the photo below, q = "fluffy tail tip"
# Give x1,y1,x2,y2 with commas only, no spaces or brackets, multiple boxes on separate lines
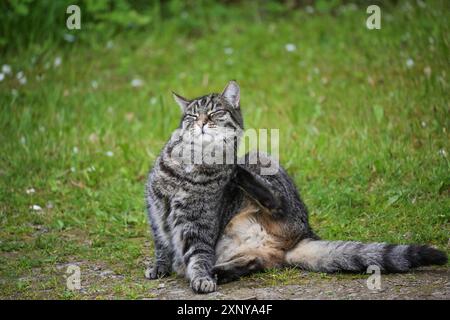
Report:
411,245,448,267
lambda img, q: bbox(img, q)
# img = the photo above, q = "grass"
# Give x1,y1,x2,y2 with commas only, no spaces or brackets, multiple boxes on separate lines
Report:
0,1,449,299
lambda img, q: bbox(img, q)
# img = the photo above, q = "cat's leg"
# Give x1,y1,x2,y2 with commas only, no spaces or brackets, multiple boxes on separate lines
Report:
234,165,312,243
213,256,265,284
146,190,173,279
234,165,283,216
171,200,219,293
213,208,286,284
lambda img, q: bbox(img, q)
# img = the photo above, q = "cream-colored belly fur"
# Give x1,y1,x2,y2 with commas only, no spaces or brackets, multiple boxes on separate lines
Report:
215,201,285,268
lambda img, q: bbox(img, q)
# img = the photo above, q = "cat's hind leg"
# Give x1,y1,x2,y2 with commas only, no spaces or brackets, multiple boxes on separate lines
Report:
213,256,265,284
234,165,283,216
214,206,285,284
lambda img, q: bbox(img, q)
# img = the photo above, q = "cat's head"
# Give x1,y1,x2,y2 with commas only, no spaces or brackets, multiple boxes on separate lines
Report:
172,81,244,147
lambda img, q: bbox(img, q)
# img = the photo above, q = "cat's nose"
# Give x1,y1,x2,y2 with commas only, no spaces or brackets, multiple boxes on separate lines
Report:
196,114,208,133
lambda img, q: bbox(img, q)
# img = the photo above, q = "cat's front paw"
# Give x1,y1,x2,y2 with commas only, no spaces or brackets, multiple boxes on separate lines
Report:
145,264,171,280
190,276,217,294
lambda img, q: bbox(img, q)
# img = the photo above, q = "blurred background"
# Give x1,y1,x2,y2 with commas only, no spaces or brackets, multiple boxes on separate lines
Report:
2,0,394,51
0,1,448,299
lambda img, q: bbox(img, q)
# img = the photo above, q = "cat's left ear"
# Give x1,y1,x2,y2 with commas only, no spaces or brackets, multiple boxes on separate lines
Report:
172,91,190,112
221,80,240,108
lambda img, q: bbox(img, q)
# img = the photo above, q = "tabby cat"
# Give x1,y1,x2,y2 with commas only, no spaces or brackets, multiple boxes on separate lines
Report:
145,81,447,293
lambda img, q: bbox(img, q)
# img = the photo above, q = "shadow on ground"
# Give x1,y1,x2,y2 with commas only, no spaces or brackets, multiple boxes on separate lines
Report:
54,261,449,300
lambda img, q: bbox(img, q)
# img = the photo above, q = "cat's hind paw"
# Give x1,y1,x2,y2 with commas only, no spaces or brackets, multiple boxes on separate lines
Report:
212,264,241,284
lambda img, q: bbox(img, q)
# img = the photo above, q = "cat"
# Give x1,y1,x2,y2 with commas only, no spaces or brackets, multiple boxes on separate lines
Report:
145,81,447,293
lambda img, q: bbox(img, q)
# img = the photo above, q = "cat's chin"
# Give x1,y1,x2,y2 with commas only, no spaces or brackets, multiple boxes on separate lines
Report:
199,132,214,143
189,134,217,148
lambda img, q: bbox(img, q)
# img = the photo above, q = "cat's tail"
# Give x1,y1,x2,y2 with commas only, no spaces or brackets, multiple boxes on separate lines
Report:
284,238,447,273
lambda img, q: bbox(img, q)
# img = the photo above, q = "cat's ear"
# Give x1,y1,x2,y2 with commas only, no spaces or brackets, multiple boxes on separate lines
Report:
172,92,190,112
221,80,240,108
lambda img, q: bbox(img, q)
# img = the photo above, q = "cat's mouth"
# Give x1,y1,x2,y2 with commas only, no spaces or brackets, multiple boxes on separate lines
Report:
195,132,215,145
182,126,235,148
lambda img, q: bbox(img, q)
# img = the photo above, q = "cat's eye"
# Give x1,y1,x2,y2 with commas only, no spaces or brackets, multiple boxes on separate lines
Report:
185,114,198,120
209,110,227,119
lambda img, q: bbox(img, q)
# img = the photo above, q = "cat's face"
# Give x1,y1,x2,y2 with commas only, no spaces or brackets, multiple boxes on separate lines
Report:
173,81,243,147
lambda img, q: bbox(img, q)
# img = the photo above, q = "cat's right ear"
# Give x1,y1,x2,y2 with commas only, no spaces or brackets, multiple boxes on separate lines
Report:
172,92,190,112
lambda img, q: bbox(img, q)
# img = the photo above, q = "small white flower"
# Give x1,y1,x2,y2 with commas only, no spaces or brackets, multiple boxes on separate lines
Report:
91,80,98,89
421,121,427,128
26,188,36,194
417,0,426,8
18,76,27,85
149,97,158,105
87,166,96,172
88,133,99,143
131,78,143,88
31,205,42,211
438,149,447,158
106,40,114,49
105,151,114,157
305,6,315,14
285,43,296,52
0,73,4,81
125,112,134,122
17,71,27,85
406,58,414,68
63,33,76,43
224,47,233,55
20,136,26,144
73,146,79,154
70,167,76,172
2,64,12,74
54,56,62,68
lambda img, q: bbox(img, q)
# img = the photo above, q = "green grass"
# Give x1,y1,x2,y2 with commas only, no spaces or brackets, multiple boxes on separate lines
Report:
1,2,449,299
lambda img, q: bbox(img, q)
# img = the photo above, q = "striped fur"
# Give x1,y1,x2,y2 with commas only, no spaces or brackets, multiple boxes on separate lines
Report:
285,239,447,273
146,81,447,293
146,82,244,293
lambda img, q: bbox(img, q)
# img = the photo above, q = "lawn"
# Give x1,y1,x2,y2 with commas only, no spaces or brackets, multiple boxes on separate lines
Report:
0,1,449,299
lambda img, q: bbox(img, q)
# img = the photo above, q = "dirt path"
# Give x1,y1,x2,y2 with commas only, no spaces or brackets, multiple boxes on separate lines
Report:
150,267,449,300
14,262,447,300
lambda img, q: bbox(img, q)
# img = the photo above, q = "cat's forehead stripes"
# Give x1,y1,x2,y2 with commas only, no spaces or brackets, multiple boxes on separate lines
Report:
187,94,219,113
